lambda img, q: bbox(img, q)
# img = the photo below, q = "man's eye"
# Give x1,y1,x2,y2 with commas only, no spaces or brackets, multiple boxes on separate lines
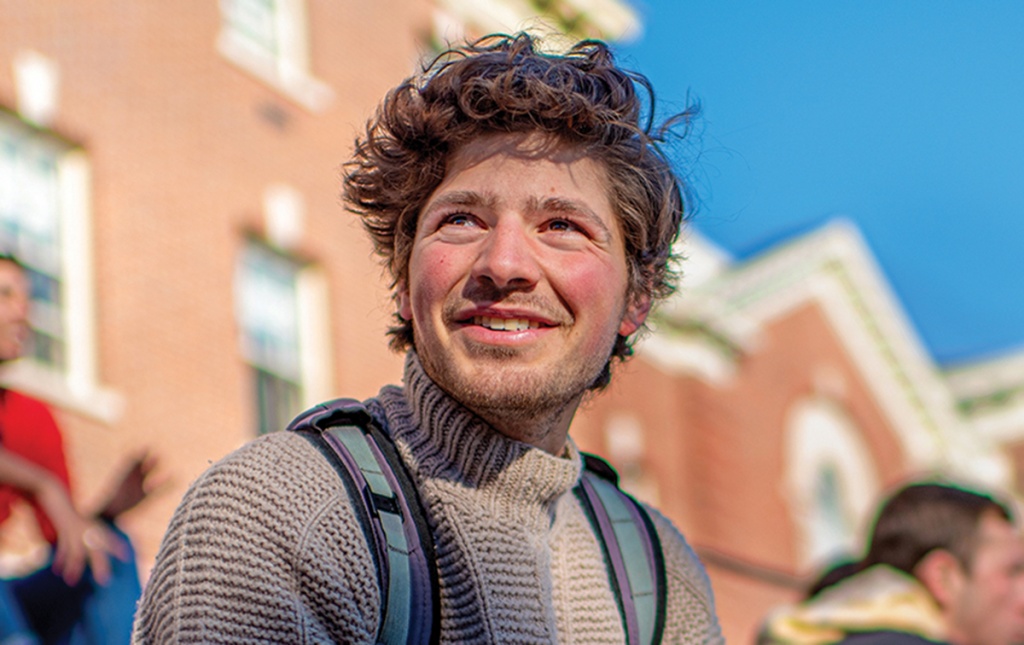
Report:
546,219,583,234
442,213,475,227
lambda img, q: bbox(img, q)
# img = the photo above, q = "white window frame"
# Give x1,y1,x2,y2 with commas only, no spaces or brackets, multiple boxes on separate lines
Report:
217,0,333,112
0,112,121,423
783,396,879,569
235,240,333,435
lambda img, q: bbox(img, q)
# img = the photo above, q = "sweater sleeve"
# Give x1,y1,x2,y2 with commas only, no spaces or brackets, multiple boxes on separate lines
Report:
645,505,724,644
132,431,382,644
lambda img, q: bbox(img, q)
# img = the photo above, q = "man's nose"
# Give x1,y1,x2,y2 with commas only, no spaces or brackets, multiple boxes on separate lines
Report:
471,218,541,291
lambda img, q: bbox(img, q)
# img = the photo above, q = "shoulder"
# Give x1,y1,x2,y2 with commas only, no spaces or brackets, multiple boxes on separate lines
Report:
2,390,58,424
137,430,382,642
642,502,724,644
0,390,63,457
174,430,348,534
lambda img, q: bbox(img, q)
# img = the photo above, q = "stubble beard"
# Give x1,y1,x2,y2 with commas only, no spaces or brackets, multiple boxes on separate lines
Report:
417,337,614,445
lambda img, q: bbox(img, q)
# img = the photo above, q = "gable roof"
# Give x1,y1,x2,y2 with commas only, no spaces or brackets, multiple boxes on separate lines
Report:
642,219,1010,487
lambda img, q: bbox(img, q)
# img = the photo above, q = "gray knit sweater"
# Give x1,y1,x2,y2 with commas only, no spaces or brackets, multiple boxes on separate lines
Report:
133,354,722,643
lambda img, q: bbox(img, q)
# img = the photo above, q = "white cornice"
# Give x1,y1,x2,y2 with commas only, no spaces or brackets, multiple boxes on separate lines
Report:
945,347,1024,400
654,219,1010,487
434,0,640,43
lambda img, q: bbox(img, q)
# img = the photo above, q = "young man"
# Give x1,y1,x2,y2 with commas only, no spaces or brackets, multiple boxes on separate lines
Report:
760,482,1024,645
0,255,153,643
133,34,722,643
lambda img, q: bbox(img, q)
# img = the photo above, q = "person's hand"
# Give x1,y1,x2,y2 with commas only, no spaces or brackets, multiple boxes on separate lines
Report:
36,477,127,586
96,452,162,520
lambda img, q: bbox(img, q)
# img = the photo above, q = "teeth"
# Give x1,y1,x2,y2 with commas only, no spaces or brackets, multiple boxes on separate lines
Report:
473,316,540,331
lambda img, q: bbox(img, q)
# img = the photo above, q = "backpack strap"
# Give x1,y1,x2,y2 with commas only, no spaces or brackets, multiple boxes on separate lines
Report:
575,453,667,645
287,399,439,645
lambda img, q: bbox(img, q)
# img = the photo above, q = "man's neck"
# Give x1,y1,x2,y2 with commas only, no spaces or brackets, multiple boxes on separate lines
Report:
472,396,581,456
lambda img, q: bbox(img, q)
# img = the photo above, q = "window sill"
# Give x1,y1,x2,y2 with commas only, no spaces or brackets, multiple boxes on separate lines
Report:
217,34,334,113
0,360,124,425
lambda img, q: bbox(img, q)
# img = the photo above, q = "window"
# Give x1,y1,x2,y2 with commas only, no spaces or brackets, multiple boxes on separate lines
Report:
0,112,115,421
807,464,853,565
217,0,332,111
0,122,64,368
784,397,880,568
221,0,283,64
235,241,305,435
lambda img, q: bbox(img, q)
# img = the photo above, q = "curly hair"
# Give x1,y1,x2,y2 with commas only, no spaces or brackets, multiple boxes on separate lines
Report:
344,33,696,378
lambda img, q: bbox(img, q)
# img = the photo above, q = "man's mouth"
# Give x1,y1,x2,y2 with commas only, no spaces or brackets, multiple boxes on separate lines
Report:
472,316,541,331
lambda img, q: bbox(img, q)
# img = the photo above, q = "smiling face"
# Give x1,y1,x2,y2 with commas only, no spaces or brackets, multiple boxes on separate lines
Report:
945,512,1024,645
399,133,649,452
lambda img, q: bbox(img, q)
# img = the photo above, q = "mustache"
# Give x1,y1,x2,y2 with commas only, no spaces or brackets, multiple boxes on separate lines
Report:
443,288,574,327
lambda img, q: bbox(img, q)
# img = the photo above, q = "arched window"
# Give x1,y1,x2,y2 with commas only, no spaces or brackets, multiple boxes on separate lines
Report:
784,397,879,568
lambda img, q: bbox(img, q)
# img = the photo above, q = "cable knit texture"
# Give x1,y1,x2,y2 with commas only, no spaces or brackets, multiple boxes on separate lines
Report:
133,353,722,643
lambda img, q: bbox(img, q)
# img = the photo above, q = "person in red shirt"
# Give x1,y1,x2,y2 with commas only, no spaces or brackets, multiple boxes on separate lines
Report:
0,255,155,644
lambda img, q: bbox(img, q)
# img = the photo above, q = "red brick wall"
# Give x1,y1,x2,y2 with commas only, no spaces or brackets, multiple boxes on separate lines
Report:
0,0,431,574
574,299,924,642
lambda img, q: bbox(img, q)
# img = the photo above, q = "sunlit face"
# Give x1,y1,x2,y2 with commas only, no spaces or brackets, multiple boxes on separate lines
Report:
946,512,1024,645
399,133,648,449
0,261,29,363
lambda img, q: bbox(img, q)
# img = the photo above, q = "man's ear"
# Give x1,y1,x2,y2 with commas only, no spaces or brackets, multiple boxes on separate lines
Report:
914,548,966,609
397,283,412,321
619,294,652,337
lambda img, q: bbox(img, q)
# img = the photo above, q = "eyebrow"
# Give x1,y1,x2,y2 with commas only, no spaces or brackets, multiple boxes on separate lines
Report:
424,190,494,211
531,196,613,241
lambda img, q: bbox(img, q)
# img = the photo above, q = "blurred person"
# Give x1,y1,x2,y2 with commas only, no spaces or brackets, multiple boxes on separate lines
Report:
760,481,1024,645
133,33,722,643
0,255,156,644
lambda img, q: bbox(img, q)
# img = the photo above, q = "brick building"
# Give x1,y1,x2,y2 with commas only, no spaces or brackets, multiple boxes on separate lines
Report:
571,221,1016,641
0,1,1019,642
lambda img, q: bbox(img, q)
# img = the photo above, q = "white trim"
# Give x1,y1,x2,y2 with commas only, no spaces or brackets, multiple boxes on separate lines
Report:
263,183,304,252
945,348,1024,400
637,332,737,386
561,0,641,41
677,230,732,290
434,0,639,43
0,359,123,423
296,265,333,407
216,0,333,112
970,405,1024,442
12,50,59,128
60,151,97,398
783,397,880,568
435,0,530,41
943,343,1024,443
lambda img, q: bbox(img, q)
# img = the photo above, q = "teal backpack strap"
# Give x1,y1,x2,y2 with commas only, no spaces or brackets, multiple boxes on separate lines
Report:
575,453,667,645
288,399,439,645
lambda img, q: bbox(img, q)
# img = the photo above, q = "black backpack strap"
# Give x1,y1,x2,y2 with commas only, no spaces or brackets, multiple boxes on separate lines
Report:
575,453,667,645
287,398,439,645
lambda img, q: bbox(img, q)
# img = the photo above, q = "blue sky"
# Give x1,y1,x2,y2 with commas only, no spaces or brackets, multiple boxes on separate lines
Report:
614,2,1024,365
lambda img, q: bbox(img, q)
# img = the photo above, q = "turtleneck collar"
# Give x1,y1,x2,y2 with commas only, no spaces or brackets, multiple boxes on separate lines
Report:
373,352,584,511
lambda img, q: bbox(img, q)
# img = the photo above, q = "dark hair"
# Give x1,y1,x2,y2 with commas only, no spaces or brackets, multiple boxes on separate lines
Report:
862,481,1014,576
804,558,863,599
343,32,695,386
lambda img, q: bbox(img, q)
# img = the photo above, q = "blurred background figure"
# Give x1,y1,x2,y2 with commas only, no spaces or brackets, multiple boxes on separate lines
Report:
0,255,156,645
759,481,1024,645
